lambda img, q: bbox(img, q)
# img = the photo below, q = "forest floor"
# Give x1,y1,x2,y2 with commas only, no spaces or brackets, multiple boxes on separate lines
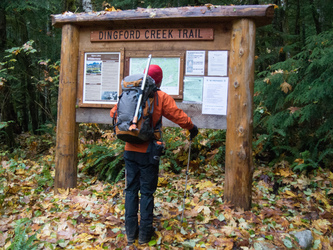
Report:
0,136,333,249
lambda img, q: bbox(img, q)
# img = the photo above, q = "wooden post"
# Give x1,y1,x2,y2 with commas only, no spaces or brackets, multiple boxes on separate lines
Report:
54,24,79,192
224,19,256,210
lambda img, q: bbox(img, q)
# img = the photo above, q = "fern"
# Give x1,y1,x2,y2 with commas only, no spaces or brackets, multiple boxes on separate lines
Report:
114,167,125,183
254,30,333,169
80,140,125,183
7,219,38,250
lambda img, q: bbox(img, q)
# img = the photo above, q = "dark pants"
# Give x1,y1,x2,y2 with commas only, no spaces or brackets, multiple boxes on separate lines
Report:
124,150,159,241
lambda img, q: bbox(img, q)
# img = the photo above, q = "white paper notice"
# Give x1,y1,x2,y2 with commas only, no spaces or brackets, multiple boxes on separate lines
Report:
185,51,205,75
202,77,229,115
208,51,228,76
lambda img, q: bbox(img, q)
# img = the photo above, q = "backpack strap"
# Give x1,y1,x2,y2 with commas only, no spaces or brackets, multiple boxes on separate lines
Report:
112,92,123,127
153,90,161,124
112,106,118,127
153,90,163,140
155,89,159,106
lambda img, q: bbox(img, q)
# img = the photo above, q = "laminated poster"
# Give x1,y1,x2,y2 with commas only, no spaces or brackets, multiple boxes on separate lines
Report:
130,57,180,96
183,77,203,103
83,52,120,104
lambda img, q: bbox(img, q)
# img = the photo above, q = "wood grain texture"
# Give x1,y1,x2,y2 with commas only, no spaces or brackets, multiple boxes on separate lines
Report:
224,19,256,210
76,103,227,129
52,5,274,28
54,24,80,191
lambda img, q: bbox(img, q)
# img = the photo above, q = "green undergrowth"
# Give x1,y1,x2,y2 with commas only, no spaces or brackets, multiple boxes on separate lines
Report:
78,126,227,183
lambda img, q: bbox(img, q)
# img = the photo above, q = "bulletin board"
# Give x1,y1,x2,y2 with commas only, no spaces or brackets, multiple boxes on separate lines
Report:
52,4,275,209
78,49,229,112
65,6,274,129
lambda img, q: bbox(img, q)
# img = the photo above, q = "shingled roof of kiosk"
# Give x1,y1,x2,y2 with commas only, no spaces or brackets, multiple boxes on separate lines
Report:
52,5,274,28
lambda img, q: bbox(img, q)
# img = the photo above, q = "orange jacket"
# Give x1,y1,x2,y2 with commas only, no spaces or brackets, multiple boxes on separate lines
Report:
110,90,194,153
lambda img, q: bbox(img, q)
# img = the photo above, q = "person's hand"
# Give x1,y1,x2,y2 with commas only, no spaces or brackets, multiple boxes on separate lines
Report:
189,125,198,140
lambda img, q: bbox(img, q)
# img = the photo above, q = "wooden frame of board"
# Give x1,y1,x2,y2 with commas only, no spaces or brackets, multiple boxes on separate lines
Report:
77,48,125,108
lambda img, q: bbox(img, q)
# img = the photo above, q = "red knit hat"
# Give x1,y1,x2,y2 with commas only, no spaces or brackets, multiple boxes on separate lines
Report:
146,64,163,86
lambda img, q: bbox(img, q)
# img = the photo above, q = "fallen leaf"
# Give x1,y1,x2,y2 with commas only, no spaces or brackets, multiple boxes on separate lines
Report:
157,177,168,187
288,106,300,114
328,172,333,180
284,190,297,198
280,81,292,93
75,233,95,243
312,219,331,234
196,180,214,190
0,232,7,247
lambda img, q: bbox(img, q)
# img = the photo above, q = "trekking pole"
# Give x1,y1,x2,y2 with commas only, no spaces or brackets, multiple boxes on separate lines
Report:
129,54,152,131
181,138,192,223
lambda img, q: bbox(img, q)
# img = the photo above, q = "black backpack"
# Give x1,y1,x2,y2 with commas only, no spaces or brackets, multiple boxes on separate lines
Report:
113,74,161,144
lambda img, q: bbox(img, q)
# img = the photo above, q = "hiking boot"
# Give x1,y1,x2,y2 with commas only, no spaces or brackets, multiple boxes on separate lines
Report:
138,228,156,245
127,236,138,246
127,231,138,246
127,238,136,246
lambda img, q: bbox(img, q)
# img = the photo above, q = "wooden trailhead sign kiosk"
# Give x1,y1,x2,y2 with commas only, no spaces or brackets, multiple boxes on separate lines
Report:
52,5,274,210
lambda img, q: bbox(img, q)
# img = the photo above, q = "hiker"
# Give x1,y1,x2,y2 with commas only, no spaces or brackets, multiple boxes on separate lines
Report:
110,64,198,245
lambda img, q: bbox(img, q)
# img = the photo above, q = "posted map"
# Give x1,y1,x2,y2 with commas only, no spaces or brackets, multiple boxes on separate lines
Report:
130,57,180,95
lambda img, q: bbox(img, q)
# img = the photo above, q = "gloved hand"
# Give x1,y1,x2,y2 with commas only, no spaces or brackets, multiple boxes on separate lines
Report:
189,124,198,140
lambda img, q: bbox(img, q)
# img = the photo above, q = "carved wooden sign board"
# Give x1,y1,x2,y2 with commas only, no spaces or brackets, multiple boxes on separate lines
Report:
91,28,214,41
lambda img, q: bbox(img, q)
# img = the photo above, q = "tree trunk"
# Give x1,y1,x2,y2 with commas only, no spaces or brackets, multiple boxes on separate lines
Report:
26,72,39,134
1,87,18,149
17,13,39,133
294,0,300,36
63,0,76,12
0,5,6,52
309,0,321,34
39,88,47,125
21,77,29,132
224,19,256,210
132,0,138,9
0,5,16,148
82,0,92,12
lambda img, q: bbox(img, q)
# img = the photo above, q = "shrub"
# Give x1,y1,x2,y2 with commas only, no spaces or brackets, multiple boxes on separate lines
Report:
253,30,333,170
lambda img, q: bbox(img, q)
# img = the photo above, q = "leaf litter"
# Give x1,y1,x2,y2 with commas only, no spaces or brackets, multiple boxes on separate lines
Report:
0,150,333,249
